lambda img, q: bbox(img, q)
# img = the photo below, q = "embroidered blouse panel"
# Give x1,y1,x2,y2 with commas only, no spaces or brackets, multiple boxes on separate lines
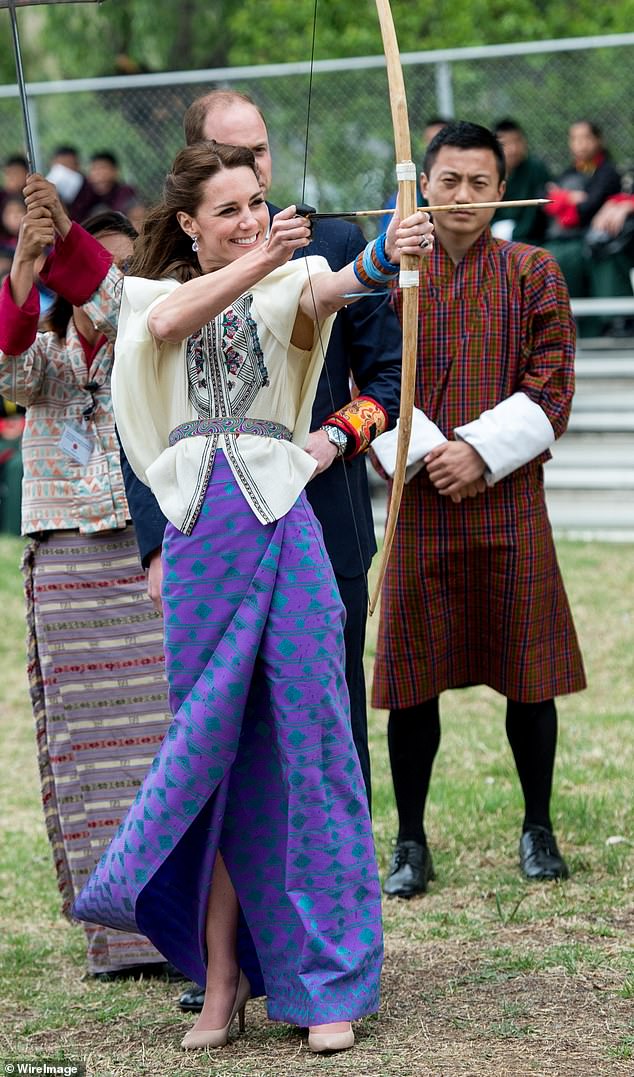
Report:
110,258,335,531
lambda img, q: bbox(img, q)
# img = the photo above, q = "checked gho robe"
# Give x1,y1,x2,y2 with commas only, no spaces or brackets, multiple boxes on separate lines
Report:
372,231,586,709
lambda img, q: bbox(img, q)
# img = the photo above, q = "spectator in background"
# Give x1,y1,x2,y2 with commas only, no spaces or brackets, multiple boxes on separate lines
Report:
591,192,634,238
492,119,551,245
49,144,83,174
1,155,28,214
86,151,138,215
0,194,27,251
544,120,621,304
586,190,634,333
47,147,140,222
47,144,93,220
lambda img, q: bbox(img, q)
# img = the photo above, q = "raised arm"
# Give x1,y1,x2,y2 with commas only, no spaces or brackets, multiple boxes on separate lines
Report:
8,205,54,309
147,205,434,344
298,208,433,323
0,208,54,407
23,174,119,339
147,206,314,342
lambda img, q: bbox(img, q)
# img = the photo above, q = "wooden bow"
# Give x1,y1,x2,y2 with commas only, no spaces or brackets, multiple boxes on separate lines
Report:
368,0,419,615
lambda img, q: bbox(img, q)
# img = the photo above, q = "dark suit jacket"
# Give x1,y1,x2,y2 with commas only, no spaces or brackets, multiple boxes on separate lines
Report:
122,207,402,578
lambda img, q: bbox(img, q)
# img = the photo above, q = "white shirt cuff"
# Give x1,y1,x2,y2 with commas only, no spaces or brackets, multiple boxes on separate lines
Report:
372,407,447,482
454,392,555,485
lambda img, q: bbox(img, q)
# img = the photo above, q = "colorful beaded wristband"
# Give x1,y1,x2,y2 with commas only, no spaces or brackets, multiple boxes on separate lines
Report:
374,231,400,272
352,234,400,290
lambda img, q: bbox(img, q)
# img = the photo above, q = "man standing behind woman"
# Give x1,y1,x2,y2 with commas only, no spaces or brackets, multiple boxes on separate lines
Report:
37,142,433,1052
0,196,176,980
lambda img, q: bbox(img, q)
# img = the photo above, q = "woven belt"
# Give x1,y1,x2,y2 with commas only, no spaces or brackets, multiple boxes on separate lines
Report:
169,416,292,447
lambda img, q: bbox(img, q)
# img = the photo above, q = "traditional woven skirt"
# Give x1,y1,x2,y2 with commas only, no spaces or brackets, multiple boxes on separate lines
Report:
74,453,383,1025
22,526,171,973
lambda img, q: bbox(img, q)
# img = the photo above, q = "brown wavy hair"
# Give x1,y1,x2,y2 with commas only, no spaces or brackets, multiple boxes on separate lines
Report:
128,141,259,283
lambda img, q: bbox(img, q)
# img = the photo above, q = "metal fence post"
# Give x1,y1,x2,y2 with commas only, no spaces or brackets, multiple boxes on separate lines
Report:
434,60,454,118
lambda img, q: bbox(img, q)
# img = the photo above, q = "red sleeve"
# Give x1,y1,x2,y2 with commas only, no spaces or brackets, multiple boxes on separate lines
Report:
0,275,40,355
543,189,580,229
39,222,113,305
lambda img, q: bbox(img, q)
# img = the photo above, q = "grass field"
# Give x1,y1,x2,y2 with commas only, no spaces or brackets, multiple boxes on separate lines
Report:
0,533,632,1076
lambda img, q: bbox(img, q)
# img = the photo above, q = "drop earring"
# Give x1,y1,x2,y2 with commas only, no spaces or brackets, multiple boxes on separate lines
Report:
192,235,199,253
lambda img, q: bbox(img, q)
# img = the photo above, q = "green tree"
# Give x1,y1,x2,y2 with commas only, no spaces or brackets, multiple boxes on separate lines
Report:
1,0,236,80
3,0,634,81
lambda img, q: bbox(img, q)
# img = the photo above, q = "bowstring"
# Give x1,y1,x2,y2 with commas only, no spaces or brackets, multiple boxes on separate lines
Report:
300,0,371,601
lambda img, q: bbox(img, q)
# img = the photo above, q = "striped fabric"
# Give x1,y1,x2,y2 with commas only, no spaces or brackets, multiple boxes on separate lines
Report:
23,527,171,973
372,233,586,708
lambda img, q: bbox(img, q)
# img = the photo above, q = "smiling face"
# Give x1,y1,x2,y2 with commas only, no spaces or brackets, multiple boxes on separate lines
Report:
176,165,269,272
421,145,505,253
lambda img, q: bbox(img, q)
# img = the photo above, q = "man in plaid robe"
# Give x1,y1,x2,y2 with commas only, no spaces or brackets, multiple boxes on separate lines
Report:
372,121,586,898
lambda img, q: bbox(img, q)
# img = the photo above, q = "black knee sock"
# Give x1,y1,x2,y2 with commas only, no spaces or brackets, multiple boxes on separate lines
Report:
505,698,557,833
387,698,441,846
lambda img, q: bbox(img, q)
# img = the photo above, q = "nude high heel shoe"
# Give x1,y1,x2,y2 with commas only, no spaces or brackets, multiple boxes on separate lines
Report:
308,1023,355,1053
180,970,250,1050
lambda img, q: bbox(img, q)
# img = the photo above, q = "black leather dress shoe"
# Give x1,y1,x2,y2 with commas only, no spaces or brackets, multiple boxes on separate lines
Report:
519,826,569,880
92,961,186,982
178,984,206,1012
383,840,435,898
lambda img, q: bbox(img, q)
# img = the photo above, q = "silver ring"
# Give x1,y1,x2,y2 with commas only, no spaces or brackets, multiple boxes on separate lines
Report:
419,235,431,249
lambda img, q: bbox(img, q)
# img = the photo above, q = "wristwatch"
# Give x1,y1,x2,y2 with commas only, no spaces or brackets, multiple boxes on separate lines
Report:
320,424,349,458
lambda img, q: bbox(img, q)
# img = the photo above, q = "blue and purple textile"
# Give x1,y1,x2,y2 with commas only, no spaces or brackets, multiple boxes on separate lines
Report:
74,452,382,1025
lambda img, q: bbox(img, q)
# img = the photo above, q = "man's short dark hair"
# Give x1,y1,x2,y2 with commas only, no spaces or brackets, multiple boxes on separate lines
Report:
5,154,28,169
90,151,119,168
424,121,506,184
494,118,525,137
53,144,79,159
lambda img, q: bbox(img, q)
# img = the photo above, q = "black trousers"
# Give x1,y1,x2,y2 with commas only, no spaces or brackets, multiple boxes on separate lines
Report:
336,573,371,810
388,695,558,843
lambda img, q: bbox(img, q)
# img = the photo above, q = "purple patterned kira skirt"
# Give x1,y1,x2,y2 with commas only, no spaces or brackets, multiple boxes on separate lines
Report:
74,452,383,1026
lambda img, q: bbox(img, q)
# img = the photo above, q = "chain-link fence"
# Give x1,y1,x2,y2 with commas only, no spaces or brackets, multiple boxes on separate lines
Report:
1,34,633,219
